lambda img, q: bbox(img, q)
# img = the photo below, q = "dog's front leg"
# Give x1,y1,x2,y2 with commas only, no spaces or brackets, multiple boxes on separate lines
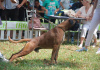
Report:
54,46,60,64
50,45,59,64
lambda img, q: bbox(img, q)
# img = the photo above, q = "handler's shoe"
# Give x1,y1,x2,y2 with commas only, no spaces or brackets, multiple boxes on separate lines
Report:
76,47,88,52
96,48,100,54
0,54,9,62
78,44,82,48
92,43,96,48
2,57,9,62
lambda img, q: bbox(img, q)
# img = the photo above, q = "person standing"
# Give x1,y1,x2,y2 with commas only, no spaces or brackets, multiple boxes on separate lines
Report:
76,0,100,54
43,0,59,23
0,0,26,21
75,0,98,48
0,0,26,38
18,0,27,21
60,0,70,10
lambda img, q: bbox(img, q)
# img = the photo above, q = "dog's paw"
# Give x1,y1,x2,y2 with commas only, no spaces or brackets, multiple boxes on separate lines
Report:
49,60,56,65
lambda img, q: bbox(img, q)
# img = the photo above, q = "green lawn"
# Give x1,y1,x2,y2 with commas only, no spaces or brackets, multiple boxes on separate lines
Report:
0,41,100,70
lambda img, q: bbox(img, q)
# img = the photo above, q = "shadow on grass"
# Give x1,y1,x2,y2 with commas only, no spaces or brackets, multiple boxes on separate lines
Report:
0,61,21,70
10,59,80,69
0,59,79,70
62,41,78,45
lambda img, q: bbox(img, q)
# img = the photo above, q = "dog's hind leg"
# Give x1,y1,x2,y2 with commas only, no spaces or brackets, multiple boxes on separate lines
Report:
9,42,37,62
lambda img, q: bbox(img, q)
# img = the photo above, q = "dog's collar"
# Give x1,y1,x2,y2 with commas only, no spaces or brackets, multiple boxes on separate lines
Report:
57,26,65,32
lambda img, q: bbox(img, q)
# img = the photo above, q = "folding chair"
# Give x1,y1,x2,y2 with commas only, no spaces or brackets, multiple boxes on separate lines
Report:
26,9,48,38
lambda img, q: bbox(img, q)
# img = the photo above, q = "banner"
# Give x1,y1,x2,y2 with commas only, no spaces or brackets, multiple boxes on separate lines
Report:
0,21,28,30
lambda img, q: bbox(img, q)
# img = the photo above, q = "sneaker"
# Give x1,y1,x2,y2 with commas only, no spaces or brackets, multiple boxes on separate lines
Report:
92,44,96,48
96,48,100,54
92,43,96,48
2,58,9,62
76,47,88,52
78,44,82,48
0,53,9,62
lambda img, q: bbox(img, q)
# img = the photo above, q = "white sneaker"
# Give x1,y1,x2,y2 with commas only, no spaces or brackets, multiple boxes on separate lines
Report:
0,53,9,62
96,48,100,54
78,44,82,48
2,58,9,62
92,44,96,48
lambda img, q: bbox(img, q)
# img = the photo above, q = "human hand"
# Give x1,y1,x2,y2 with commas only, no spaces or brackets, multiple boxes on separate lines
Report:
54,11,56,15
45,10,48,15
1,5,5,10
85,17,92,21
74,14,80,18
88,12,94,19
17,4,22,8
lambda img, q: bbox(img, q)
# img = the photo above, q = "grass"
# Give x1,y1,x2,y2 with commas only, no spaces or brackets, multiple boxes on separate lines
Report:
0,41,100,70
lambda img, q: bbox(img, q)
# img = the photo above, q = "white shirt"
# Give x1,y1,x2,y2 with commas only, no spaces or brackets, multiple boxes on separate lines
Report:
2,0,19,9
60,0,70,10
96,0,100,8
79,5,93,24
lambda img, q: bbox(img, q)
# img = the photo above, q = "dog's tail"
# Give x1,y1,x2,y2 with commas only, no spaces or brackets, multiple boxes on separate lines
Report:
8,36,31,43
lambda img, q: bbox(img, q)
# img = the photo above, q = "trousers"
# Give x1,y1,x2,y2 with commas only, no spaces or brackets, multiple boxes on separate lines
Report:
85,8,100,46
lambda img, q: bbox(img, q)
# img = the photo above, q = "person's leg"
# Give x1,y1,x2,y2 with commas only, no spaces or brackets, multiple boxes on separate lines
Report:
10,8,19,38
78,24,89,48
79,37,85,47
1,9,9,20
92,25,98,47
0,9,2,17
10,8,19,21
76,9,100,52
18,7,25,21
85,9,100,49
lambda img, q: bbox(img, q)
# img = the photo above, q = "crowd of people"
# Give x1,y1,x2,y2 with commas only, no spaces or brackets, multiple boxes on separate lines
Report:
0,0,100,62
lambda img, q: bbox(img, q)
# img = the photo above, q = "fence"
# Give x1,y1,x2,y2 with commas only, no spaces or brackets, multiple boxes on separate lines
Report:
0,21,54,40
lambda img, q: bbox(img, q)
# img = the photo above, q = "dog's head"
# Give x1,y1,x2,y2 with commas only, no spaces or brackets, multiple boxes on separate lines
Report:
57,19,76,31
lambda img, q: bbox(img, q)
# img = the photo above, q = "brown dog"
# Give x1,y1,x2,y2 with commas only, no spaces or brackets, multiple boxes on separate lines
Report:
8,19,75,64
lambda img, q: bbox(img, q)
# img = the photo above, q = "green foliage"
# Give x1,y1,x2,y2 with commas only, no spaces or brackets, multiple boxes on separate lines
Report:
0,41,100,70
